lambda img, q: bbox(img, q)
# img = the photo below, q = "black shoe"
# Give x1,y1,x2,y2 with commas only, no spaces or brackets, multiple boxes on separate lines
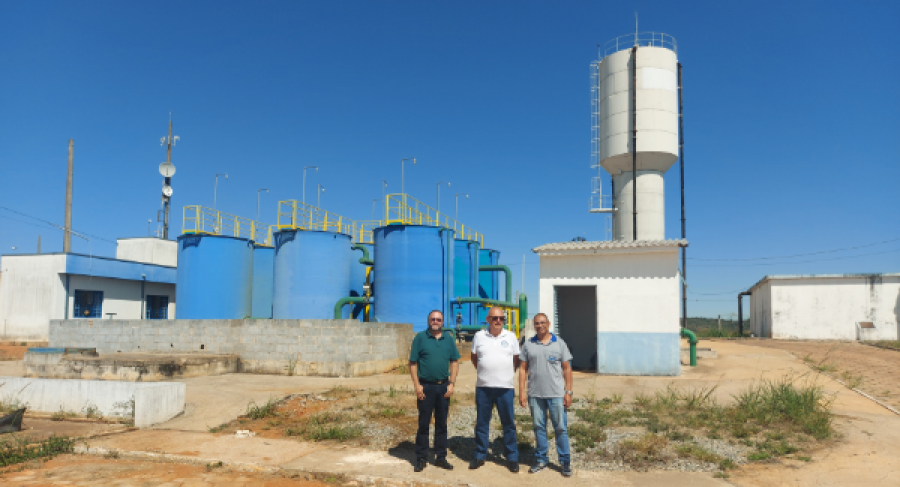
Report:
414,458,427,472
508,461,519,473
434,458,454,470
469,459,485,470
561,463,573,477
529,463,547,474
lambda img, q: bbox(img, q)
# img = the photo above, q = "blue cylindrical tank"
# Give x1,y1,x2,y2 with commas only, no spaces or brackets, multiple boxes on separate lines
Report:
176,235,253,319
251,244,274,318
348,243,373,319
452,239,480,327
372,225,454,332
477,249,500,326
272,230,352,319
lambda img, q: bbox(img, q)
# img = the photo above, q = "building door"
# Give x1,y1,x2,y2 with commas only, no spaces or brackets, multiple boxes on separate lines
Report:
554,285,597,370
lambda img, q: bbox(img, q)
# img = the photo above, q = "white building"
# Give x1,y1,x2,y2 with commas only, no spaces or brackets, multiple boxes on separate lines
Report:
533,34,687,376
747,274,900,341
0,238,176,341
534,240,685,375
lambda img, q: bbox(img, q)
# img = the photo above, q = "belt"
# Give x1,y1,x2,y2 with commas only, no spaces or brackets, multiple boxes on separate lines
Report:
419,379,448,385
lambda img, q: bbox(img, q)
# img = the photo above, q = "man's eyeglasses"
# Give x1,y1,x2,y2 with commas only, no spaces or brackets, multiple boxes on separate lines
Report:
489,316,506,322
429,318,443,322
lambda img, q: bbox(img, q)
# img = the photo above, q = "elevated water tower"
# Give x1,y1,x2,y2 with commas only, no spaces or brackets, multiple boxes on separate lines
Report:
590,33,679,241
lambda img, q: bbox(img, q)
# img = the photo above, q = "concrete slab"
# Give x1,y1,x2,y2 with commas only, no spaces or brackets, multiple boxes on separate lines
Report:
25,352,239,381
0,377,185,427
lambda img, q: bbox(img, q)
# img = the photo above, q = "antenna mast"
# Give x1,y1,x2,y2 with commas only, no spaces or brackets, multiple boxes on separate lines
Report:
159,115,178,240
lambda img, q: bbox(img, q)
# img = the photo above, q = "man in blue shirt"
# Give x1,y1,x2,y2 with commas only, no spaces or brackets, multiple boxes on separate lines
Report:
409,310,460,472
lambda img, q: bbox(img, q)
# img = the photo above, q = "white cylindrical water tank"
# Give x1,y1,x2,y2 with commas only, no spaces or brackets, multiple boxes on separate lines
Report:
612,171,665,241
594,35,678,241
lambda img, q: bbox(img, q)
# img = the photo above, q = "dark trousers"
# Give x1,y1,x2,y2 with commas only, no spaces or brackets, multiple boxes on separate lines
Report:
416,381,450,460
474,387,518,462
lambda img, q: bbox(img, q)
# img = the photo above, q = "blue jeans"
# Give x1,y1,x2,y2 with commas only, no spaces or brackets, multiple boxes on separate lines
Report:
474,387,518,462
528,397,570,465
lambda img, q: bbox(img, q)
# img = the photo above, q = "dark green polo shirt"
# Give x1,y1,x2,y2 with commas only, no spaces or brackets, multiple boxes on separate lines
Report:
409,330,460,382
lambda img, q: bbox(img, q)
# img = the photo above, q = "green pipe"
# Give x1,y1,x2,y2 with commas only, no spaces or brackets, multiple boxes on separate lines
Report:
479,265,512,302
334,296,367,319
680,328,698,367
518,294,527,328
351,244,374,266
454,296,527,328
441,227,454,320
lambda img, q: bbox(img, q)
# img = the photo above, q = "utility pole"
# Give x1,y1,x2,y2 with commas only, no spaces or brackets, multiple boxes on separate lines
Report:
37,235,41,254
64,139,74,252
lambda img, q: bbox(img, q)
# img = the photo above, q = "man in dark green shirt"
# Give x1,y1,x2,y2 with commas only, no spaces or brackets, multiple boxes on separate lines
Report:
409,310,460,472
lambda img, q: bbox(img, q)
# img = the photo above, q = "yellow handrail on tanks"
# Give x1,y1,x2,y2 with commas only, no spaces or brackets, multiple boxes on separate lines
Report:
384,193,483,247
181,205,275,247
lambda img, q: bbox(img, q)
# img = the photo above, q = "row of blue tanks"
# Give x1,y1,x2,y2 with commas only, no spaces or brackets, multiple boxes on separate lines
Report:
175,225,503,332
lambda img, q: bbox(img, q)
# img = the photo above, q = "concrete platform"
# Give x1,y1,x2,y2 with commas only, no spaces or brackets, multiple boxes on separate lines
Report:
25,351,238,381
0,377,184,427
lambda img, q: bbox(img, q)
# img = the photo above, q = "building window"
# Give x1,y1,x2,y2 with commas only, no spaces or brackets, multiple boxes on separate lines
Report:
146,295,169,320
74,290,103,318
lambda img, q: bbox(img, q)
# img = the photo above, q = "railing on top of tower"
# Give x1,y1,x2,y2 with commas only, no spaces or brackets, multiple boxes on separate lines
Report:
384,193,483,247
181,205,275,247
276,200,355,236
601,32,676,57
274,201,382,244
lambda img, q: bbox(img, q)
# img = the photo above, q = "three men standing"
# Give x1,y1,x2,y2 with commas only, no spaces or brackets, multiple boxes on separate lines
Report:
408,308,574,477
408,310,460,472
519,312,574,477
469,307,521,472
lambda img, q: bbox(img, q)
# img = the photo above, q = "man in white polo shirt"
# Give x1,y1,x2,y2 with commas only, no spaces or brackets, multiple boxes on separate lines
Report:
469,306,521,472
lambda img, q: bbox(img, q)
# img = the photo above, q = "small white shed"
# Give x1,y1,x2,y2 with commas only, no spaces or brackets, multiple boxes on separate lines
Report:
748,273,900,341
534,239,686,376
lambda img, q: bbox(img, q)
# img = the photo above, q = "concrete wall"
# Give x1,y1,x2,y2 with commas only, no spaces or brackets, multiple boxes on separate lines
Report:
49,319,415,377
538,245,681,375
116,238,177,267
0,255,67,340
0,377,184,427
750,275,900,340
67,275,175,320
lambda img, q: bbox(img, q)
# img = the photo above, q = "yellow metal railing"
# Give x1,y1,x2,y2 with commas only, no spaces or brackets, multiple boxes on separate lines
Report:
181,206,275,247
384,193,483,246
277,200,355,235
352,220,381,244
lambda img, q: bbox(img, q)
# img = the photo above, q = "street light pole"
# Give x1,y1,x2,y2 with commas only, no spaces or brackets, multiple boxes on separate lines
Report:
317,184,325,208
257,189,269,221
303,166,319,205
436,182,450,216
455,193,468,221
401,158,416,200
214,173,228,211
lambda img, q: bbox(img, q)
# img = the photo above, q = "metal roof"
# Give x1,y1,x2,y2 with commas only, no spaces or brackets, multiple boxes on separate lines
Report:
533,239,688,253
748,272,900,293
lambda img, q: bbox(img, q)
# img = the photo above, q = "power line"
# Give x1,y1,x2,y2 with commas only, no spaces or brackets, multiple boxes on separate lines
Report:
689,287,753,296
692,246,900,268
0,214,64,233
0,207,117,245
689,237,900,262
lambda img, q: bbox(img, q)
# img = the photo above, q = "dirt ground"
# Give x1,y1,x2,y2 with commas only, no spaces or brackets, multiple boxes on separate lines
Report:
734,339,900,411
0,456,333,486
13,418,127,441
0,345,28,361
1,340,899,486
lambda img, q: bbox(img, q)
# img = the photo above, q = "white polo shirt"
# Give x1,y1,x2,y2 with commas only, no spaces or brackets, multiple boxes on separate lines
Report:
471,328,521,389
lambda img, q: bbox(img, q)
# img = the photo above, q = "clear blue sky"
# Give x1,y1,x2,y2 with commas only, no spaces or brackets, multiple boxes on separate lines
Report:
2,1,898,318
